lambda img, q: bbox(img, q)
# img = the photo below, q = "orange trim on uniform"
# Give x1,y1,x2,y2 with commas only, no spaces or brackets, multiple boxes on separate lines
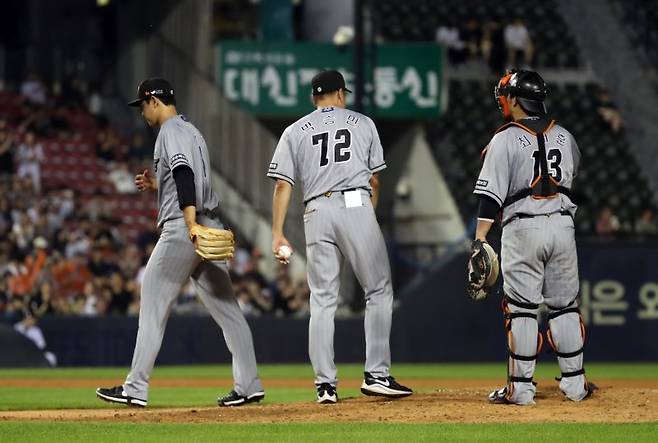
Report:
496,119,556,137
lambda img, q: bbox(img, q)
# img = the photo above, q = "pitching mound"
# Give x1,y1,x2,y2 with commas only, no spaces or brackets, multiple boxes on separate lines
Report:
2,379,657,424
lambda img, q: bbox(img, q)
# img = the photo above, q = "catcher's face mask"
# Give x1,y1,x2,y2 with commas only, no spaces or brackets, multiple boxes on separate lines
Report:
494,70,517,121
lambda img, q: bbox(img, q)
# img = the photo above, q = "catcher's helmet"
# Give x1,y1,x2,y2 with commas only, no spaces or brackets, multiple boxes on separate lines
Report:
494,69,548,119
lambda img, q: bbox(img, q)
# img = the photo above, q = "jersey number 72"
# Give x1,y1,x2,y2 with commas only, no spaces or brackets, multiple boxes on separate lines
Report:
312,129,352,167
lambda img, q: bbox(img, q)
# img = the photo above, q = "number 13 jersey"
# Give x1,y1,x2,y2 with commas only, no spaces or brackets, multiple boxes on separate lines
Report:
473,116,581,224
267,106,386,202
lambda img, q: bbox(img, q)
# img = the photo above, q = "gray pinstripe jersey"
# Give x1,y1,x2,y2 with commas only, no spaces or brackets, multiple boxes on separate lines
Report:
267,107,386,201
473,120,580,224
154,115,219,227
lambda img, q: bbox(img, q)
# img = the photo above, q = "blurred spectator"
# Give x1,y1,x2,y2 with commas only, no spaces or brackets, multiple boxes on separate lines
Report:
596,89,623,133
127,133,151,162
481,20,506,74
436,21,467,65
61,76,86,110
87,88,103,117
595,207,621,237
108,161,137,193
51,253,92,299
635,208,658,236
96,128,119,163
461,19,483,60
106,272,134,314
20,72,47,106
270,274,308,317
236,287,260,317
0,126,15,178
29,281,54,317
504,18,534,68
16,131,44,193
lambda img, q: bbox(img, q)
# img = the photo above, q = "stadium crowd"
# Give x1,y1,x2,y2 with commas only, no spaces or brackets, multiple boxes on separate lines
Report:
0,68,655,324
0,74,310,323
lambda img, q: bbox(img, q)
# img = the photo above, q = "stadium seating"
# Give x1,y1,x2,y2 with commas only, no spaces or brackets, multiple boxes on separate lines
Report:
373,0,581,68
0,92,158,241
613,0,658,90
426,80,655,235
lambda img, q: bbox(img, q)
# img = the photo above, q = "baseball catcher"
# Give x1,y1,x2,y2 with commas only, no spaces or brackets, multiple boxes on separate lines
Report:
471,69,596,405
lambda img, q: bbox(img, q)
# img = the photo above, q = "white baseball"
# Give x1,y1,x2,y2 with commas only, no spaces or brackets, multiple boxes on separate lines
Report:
278,245,293,260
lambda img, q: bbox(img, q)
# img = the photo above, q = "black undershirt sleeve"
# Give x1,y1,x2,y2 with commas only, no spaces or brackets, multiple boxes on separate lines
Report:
478,194,501,221
172,165,196,209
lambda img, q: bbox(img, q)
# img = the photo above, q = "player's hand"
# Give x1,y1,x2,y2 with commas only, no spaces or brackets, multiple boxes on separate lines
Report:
272,234,292,265
135,169,155,192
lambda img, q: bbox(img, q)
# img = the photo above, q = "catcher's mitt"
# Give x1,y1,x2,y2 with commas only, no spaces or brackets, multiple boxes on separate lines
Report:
189,225,235,260
467,240,500,301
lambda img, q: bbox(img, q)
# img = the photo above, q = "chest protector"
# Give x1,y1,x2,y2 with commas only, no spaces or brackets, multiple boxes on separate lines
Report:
494,120,571,208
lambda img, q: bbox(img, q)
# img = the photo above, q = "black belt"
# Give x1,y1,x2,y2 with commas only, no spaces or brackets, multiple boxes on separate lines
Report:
503,210,572,227
303,187,370,205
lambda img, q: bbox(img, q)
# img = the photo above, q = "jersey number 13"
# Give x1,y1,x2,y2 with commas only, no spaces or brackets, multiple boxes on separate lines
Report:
532,148,562,182
312,129,352,167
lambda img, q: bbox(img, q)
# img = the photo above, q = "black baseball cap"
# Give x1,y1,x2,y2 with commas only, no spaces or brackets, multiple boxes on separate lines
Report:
311,70,352,96
127,77,175,107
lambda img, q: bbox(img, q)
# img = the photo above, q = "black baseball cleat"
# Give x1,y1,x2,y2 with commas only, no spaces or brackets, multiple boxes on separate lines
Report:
361,372,413,398
488,386,515,404
217,390,265,407
316,383,338,404
583,382,599,400
488,386,536,405
96,386,147,407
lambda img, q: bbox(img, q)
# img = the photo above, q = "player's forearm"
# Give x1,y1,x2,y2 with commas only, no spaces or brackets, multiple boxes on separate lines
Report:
475,219,493,241
182,205,197,229
272,180,292,235
370,174,380,209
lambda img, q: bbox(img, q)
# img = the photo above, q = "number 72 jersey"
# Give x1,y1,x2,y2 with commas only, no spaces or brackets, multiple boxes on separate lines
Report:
267,106,386,202
473,119,581,224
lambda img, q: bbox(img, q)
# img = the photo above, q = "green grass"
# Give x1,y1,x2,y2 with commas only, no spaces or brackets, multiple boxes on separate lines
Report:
1,363,657,411
0,386,361,410
1,423,658,442
2,362,657,380
1,363,657,441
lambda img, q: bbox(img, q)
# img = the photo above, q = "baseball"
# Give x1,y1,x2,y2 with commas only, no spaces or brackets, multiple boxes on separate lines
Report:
277,245,293,260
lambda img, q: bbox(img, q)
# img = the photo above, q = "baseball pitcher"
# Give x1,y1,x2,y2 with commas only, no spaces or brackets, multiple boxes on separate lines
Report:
267,70,413,404
471,69,596,405
96,78,264,408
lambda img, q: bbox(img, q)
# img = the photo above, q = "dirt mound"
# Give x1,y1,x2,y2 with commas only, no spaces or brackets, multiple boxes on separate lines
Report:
2,380,657,424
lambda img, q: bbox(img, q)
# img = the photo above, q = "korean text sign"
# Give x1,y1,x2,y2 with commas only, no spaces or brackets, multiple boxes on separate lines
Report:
216,42,443,118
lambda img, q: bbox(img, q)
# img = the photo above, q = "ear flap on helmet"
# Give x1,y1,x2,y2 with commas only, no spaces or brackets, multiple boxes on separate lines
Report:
494,70,517,120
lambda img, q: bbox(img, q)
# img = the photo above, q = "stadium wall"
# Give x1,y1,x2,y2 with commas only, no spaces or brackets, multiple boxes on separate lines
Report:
6,240,651,367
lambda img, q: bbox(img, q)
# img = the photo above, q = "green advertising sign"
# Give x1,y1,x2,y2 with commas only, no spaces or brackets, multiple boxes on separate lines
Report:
216,42,443,118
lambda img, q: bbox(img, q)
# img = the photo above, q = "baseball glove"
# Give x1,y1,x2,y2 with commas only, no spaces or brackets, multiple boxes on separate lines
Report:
189,225,235,260
467,240,500,301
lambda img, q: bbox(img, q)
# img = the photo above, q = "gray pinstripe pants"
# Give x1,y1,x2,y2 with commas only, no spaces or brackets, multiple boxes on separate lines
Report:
123,217,263,400
502,214,587,403
304,190,393,386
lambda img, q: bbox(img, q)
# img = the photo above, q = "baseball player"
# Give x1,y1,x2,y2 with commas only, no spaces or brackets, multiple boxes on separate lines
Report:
473,69,595,405
96,78,264,408
267,70,413,404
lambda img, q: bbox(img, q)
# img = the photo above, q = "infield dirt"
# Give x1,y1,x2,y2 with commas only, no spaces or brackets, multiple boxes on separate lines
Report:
1,378,657,424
